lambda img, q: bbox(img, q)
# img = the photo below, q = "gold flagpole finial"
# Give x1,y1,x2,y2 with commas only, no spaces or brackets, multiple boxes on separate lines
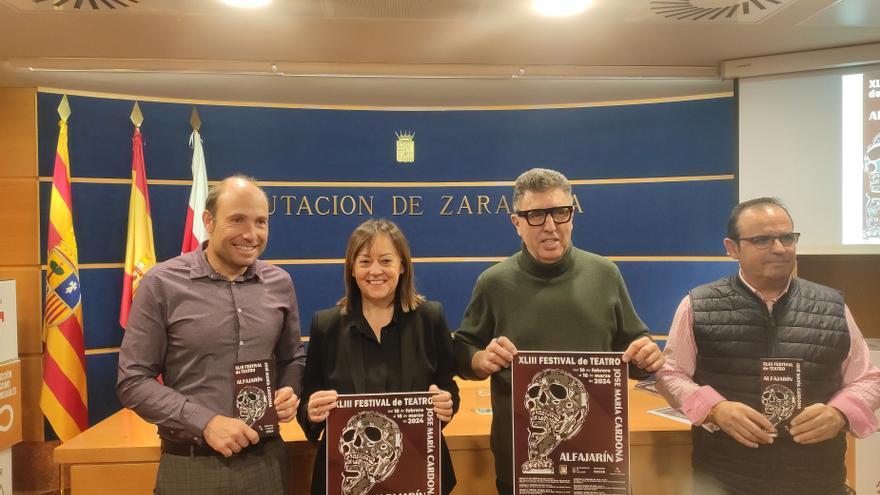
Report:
130,101,144,127
190,107,201,132
58,95,71,121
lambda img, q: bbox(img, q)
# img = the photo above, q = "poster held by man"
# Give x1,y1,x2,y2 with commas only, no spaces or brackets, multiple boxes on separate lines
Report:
234,359,279,437
760,358,803,438
512,351,629,494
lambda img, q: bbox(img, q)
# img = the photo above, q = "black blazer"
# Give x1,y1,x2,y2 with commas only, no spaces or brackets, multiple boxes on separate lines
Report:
297,300,460,495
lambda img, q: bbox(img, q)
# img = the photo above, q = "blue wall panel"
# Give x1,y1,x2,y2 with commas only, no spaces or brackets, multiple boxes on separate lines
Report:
39,93,734,181
78,268,125,349
59,260,741,359
37,91,736,432
617,261,737,334
41,180,734,264
85,353,122,426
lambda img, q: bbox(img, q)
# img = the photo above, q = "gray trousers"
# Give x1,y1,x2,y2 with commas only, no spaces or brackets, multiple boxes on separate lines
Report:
155,437,288,495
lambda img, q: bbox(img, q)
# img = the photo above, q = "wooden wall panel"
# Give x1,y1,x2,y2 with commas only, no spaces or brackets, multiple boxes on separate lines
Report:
71,463,156,495
797,255,880,339
0,178,40,266
0,87,43,448
0,267,42,355
20,355,45,441
0,88,36,178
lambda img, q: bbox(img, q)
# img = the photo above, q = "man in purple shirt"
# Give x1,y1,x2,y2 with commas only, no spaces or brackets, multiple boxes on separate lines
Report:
656,197,880,495
118,176,306,494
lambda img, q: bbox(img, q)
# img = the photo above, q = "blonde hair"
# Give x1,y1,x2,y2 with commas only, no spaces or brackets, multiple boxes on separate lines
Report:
338,219,425,315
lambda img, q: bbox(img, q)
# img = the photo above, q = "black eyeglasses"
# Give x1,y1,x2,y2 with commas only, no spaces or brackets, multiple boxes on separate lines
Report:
515,206,574,227
735,232,800,249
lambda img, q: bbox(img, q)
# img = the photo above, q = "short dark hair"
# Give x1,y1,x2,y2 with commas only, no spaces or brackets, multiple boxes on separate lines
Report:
204,175,266,217
727,197,794,239
513,168,572,210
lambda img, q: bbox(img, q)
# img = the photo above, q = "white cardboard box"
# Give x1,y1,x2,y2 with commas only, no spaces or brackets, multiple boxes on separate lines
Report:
0,280,18,364
0,281,19,495
854,338,880,495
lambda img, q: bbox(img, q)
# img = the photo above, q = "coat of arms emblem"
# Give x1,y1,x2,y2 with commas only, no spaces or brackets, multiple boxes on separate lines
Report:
395,131,415,164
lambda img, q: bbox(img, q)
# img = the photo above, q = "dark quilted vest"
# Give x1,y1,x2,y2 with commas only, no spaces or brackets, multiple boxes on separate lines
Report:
689,276,851,495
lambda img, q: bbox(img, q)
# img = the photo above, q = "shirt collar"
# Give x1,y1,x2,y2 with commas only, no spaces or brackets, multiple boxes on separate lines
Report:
737,269,792,306
189,241,262,282
347,298,402,336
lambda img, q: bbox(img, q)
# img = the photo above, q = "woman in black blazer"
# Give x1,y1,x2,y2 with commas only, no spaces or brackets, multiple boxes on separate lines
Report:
297,219,460,495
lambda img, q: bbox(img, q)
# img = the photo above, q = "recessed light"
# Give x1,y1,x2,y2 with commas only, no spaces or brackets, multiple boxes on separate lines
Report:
532,0,593,17
220,0,271,8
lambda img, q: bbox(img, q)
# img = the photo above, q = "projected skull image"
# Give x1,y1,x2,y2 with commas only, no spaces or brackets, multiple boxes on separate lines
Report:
338,411,403,495
522,369,589,474
235,386,267,426
865,133,880,193
761,384,796,426
867,196,880,238
865,133,880,238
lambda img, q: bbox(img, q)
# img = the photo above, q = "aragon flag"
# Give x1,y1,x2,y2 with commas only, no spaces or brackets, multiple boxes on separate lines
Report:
40,95,89,442
181,110,209,253
119,102,156,329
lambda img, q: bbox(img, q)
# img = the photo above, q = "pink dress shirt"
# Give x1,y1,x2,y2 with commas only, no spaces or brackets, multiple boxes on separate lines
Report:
655,273,880,438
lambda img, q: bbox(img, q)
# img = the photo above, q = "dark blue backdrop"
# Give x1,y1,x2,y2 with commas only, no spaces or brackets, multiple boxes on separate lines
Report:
37,92,737,431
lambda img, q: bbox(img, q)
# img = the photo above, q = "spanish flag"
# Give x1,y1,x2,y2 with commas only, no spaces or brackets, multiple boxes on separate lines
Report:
40,95,89,441
119,102,156,329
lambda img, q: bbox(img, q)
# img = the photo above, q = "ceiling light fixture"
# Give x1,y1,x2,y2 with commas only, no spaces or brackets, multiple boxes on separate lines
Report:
220,0,271,8
532,0,593,17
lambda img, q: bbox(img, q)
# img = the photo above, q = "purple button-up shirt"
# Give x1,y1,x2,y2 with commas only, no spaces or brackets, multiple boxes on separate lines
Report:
117,243,305,444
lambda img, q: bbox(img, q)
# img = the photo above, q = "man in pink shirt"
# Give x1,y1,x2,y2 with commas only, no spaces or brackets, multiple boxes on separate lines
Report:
656,197,880,495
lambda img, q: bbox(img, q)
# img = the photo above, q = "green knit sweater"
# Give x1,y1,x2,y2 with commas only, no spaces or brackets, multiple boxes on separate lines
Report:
452,245,650,485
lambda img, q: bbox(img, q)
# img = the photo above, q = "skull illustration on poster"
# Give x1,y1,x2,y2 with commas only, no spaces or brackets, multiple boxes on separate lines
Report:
236,385,268,426
338,411,403,495
522,369,589,474
761,384,797,426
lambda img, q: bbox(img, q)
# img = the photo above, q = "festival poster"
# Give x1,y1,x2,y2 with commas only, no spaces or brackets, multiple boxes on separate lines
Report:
326,392,440,495
864,70,880,239
512,351,629,495
760,358,803,437
233,359,278,437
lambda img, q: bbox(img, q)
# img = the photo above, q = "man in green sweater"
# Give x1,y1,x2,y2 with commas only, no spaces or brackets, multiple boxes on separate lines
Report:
452,167,664,494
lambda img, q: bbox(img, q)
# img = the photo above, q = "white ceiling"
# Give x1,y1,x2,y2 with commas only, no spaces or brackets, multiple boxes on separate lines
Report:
1,0,879,106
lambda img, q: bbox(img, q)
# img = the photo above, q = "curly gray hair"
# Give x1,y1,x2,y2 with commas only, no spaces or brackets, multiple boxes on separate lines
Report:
513,168,572,210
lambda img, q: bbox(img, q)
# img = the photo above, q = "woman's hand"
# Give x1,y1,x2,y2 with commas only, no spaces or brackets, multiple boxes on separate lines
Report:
307,390,338,424
429,384,454,423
